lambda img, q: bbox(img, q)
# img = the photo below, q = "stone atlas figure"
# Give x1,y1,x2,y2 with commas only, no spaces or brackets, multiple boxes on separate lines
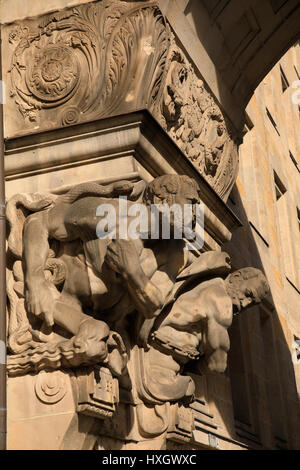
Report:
6,175,269,407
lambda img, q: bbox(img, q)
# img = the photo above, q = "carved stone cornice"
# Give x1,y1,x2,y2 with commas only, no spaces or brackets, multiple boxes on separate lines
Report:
3,0,239,200
5,110,241,246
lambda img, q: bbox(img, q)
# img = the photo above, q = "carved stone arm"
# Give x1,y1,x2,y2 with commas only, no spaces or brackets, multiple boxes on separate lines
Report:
24,211,50,284
23,210,60,326
106,239,164,319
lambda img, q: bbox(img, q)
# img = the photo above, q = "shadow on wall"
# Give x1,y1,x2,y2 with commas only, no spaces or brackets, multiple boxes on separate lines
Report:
218,184,300,450
183,0,300,110
180,0,300,447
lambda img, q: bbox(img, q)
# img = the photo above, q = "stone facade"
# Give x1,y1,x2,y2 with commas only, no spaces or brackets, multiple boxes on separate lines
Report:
0,0,299,451
224,42,300,450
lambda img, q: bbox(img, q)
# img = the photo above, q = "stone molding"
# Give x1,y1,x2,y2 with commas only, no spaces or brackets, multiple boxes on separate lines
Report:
3,0,239,199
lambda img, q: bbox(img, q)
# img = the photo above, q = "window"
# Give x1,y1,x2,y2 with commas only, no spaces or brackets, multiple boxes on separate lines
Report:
243,112,254,135
249,221,270,247
228,314,261,445
293,335,300,364
266,108,280,136
270,0,288,14
260,307,287,445
228,317,252,426
289,150,300,173
280,66,289,93
273,171,286,200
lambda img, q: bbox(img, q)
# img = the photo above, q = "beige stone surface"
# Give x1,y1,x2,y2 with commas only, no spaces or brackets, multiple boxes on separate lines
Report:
2,0,300,453
8,415,75,450
7,370,76,450
224,42,300,449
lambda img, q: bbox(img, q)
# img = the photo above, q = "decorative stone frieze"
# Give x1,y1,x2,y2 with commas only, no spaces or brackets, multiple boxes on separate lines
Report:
3,0,238,199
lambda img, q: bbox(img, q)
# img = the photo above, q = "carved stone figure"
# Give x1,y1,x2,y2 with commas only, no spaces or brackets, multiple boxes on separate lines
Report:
133,263,269,405
6,175,269,417
1,0,279,450
6,175,200,375
155,266,269,374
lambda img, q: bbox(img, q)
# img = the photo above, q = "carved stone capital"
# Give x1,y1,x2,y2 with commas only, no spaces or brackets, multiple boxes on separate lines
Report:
3,1,238,199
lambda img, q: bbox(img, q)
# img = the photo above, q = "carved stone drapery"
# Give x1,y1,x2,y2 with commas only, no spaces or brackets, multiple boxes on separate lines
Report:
4,0,238,200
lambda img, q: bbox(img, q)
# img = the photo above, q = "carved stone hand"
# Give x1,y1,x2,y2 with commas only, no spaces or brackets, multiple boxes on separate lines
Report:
25,278,60,327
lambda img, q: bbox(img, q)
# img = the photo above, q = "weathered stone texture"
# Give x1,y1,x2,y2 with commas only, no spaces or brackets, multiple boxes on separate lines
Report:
1,0,300,452
224,42,300,450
